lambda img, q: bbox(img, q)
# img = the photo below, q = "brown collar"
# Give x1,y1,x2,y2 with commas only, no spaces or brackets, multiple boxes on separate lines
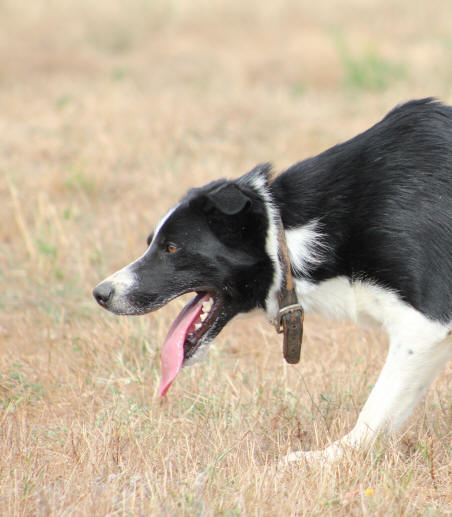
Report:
272,213,304,364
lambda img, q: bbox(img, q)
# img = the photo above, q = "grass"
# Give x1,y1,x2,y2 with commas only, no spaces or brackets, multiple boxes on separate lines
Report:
332,30,407,91
0,0,452,515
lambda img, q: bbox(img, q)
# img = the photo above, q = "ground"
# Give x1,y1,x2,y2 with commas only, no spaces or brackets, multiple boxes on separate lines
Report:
0,0,451,515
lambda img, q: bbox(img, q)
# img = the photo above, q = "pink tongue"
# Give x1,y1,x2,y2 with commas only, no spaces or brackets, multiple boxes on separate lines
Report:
158,293,209,397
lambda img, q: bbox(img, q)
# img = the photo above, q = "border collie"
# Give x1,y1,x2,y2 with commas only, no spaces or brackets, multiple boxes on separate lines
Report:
93,98,452,462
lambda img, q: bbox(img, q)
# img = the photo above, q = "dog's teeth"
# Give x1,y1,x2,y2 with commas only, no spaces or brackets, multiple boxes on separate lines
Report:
203,298,213,312
200,313,208,322
194,323,202,330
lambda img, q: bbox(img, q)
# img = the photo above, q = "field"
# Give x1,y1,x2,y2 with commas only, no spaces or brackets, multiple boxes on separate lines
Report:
1,0,452,515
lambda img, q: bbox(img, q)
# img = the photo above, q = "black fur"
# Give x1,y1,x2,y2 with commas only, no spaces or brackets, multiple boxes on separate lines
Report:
272,98,452,322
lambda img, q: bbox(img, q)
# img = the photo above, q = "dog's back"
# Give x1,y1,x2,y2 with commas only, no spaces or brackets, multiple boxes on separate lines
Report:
272,98,452,322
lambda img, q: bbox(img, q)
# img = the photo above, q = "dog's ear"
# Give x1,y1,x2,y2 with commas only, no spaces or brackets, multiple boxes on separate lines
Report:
191,183,251,216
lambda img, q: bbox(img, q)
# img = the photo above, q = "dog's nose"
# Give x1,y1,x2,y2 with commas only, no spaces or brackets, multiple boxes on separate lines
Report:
93,282,114,307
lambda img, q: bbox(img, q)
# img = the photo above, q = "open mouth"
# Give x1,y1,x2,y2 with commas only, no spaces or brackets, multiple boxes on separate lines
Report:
183,292,219,360
158,291,222,397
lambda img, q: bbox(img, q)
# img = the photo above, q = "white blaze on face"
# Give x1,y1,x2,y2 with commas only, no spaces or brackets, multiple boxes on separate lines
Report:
98,204,180,313
149,204,179,246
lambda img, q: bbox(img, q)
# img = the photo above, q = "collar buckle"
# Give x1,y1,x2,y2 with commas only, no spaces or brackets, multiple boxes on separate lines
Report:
274,303,304,334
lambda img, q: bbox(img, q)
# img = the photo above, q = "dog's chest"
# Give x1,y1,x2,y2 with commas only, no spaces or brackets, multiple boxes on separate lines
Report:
295,276,401,328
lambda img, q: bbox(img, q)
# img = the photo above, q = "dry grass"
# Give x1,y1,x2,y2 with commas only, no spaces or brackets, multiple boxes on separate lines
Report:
1,0,452,515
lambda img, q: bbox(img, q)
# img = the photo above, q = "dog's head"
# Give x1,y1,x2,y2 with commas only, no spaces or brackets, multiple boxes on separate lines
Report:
93,164,279,394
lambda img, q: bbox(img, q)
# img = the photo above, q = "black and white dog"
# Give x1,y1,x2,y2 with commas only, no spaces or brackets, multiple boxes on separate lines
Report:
94,98,452,462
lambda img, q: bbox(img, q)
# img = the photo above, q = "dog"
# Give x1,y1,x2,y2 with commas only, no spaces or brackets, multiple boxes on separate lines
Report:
93,98,452,462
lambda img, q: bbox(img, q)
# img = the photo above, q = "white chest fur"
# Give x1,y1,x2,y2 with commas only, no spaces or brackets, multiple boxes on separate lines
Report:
294,276,449,338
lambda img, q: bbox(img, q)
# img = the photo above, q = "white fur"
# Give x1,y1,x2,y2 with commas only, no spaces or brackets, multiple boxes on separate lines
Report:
150,205,179,246
281,273,452,463
295,277,357,321
98,263,140,314
245,173,282,321
285,220,329,277
263,220,452,463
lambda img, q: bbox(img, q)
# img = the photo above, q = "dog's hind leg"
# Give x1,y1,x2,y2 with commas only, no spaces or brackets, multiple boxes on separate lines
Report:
283,310,452,464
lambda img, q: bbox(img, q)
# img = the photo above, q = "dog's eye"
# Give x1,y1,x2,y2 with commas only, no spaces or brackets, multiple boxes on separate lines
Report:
166,242,178,253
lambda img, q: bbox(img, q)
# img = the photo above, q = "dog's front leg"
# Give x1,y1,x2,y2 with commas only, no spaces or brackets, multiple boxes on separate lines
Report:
283,320,452,465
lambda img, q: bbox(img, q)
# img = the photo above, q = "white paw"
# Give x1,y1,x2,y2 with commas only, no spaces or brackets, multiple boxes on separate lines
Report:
280,442,344,466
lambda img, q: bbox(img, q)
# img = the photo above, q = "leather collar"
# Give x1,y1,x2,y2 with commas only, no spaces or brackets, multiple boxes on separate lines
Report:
272,212,304,364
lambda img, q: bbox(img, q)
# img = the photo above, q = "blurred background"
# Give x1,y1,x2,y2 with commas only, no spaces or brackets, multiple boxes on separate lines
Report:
3,0,452,278
2,0,452,267
1,1,451,514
